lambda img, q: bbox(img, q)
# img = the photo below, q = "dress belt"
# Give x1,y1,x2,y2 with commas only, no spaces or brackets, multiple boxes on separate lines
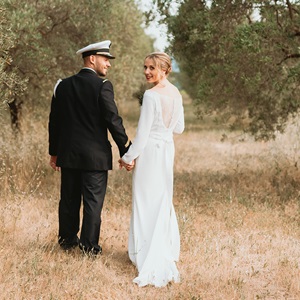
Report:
149,134,173,143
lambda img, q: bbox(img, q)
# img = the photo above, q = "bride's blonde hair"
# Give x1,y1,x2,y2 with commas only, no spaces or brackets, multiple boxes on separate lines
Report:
145,52,172,75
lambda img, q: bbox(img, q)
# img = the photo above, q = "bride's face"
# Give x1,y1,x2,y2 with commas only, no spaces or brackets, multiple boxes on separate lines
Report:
144,58,165,85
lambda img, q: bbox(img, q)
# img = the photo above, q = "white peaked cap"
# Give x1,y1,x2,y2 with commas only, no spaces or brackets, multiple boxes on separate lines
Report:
76,40,115,59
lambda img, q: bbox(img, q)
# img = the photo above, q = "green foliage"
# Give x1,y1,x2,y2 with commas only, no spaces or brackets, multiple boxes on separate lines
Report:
1,0,153,129
0,6,27,112
152,0,300,139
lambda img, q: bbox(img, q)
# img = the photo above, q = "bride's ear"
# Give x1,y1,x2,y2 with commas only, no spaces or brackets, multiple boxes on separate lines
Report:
160,70,166,79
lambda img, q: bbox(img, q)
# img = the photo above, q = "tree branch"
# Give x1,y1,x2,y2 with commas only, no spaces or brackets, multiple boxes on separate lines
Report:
286,0,293,20
277,53,300,65
274,0,282,29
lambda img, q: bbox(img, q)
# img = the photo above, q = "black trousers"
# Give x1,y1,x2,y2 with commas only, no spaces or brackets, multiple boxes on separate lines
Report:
59,168,108,252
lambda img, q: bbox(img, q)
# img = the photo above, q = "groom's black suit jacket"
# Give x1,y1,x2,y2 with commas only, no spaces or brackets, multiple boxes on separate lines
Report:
48,68,130,170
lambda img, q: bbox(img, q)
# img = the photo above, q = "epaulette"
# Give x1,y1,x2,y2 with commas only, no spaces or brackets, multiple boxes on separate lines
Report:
53,79,62,97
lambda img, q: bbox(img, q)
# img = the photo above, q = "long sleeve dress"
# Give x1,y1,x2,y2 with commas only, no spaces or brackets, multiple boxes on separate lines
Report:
122,88,184,287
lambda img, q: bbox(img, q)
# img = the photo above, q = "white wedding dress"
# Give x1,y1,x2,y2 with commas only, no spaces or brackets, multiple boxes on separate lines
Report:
122,87,184,287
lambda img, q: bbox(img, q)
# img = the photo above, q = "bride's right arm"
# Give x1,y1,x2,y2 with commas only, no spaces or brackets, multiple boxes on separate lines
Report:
121,93,154,163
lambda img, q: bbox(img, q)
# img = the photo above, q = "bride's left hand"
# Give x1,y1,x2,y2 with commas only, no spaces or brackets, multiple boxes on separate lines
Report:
118,158,135,171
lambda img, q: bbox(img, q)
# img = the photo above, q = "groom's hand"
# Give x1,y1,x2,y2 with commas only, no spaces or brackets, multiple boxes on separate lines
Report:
49,155,60,172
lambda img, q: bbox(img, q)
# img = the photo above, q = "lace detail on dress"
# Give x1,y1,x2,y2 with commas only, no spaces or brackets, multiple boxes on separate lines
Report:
149,90,182,130
160,95,182,129
160,95,175,128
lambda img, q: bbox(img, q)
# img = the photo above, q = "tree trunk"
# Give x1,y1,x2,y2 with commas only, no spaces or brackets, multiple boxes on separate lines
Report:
8,99,23,133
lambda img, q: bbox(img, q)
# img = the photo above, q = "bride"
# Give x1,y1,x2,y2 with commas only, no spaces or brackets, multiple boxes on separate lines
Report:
119,52,184,287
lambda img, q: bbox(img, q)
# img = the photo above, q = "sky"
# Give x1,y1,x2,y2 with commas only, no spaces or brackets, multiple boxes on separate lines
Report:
136,0,180,51
144,22,169,51
135,0,181,72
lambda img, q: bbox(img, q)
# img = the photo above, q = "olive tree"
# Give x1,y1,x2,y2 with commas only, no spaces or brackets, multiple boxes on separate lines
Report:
0,5,27,127
2,0,153,131
152,0,300,139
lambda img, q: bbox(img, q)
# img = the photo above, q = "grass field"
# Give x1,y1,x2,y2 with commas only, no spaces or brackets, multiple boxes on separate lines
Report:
0,94,300,299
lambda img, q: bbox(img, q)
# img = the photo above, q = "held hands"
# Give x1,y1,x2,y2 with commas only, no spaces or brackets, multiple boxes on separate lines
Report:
49,155,61,172
50,155,133,172
118,158,135,171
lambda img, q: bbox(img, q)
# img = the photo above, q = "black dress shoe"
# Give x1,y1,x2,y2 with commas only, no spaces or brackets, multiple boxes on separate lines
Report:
79,243,102,256
58,236,79,251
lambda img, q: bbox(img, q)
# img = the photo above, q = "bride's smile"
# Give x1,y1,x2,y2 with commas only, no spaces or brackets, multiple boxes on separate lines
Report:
144,57,166,85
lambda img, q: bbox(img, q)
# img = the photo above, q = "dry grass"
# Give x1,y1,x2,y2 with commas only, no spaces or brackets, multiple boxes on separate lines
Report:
0,97,300,300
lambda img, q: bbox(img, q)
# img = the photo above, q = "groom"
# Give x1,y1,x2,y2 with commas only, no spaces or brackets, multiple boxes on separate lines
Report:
48,40,131,255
